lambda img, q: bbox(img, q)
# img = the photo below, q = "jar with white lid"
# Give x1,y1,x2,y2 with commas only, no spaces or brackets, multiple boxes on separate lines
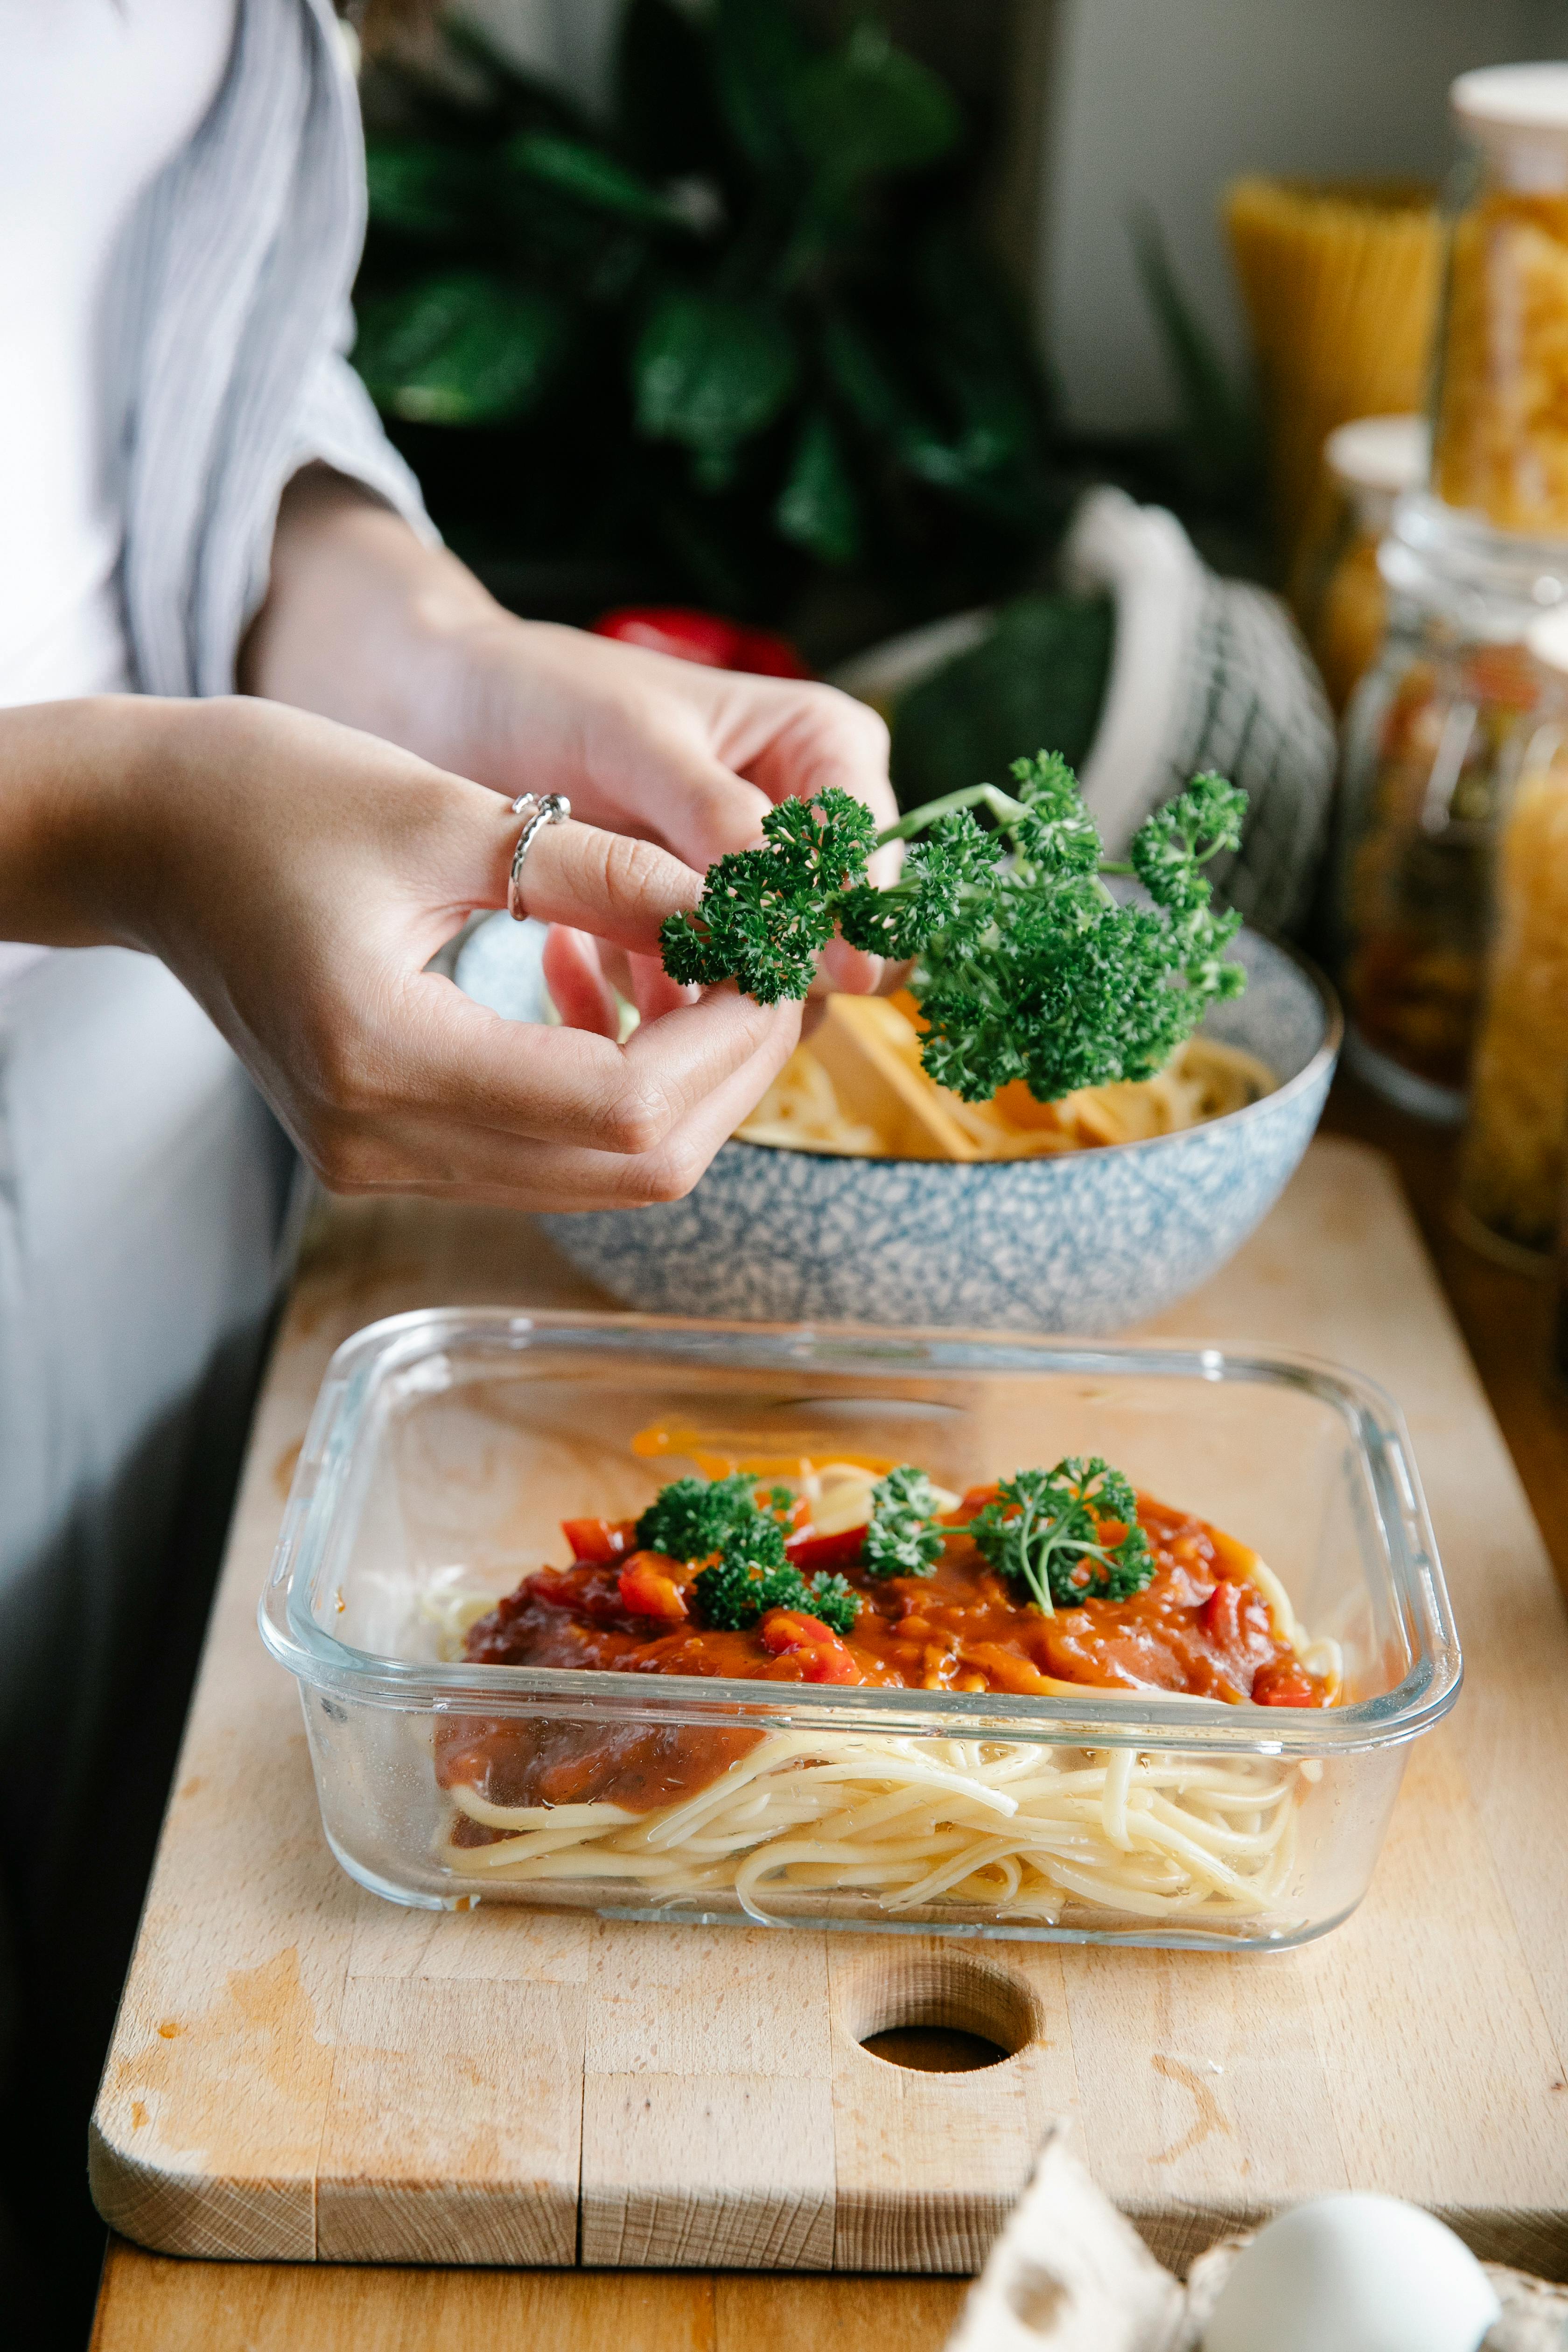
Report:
1456,603,1568,1260
1329,491,1558,1120
1295,414,1429,715
1433,64,1568,536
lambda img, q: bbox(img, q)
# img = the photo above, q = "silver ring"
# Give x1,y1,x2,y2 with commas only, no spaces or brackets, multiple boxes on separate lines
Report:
507,792,570,921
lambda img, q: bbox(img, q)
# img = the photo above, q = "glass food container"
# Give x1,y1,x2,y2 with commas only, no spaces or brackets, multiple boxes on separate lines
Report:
1295,414,1428,717
1330,492,1555,1120
261,1312,1460,1954
1433,65,1568,538
1457,606,1568,1260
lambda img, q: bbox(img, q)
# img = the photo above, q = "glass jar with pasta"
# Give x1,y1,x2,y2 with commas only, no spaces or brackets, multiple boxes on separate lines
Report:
1433,65,1568,537
1329,493,1554,1120
1294,415,1428,718
1456,606,1568,1260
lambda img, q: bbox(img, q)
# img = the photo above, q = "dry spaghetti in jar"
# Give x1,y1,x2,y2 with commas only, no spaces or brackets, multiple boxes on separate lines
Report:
1458,606,1568,1257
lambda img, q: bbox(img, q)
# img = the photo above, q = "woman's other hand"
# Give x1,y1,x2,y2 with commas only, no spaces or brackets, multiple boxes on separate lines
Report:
0,695,800,1210
243,469,898,995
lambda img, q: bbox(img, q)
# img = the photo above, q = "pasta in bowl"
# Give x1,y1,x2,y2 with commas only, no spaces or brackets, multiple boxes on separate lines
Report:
537,929,1340,1335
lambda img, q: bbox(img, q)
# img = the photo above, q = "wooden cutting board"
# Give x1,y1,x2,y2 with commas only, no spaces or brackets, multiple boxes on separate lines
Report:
89,1140,1568,2278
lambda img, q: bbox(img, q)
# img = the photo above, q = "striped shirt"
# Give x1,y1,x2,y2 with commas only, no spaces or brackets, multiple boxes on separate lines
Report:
117,0,432,699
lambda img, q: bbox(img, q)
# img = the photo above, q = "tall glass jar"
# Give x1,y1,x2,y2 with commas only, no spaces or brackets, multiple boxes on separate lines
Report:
1331,67,1568,1120
1456,606,1568,1260
1295,414,1428,716
1433,65,1568,537
1330,493,1556,1120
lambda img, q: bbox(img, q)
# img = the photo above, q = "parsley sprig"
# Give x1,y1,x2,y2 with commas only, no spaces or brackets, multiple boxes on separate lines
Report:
635,1473,782,1562
966,1459,1153,1617
846,1455,1154,1617
659,755,1247,1103
635,1475,859,1638
863,1465,945,1579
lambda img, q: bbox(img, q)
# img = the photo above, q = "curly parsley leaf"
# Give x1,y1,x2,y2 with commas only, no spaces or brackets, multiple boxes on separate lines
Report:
635,1474,787,1564
966,1456,1153,1616
862,1463,945,1578
660,785,877,1002
836,812,999,959
658,752,1248,1105
693,1546,860,1636
798,1572,860,1635
639,1473,859,1636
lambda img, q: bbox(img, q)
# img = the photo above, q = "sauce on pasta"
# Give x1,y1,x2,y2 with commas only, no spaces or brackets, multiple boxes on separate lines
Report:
437,1490,1330,1832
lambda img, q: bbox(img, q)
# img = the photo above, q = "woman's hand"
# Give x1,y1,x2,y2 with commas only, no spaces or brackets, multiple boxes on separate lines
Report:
243,469,899,994
0,695,800,1210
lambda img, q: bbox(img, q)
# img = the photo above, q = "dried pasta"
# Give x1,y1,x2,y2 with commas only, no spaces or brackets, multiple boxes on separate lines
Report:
1435,193,1568,535
1459,732,1568,1250
735,1025,1275,1161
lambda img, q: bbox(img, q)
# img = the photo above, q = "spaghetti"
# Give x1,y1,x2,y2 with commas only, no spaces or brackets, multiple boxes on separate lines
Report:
441,1733,1304,1926
428,1462,1340,1930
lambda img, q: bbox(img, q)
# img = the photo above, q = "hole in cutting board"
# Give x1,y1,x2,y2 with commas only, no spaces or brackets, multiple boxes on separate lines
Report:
861,2025,1009,2072
843,1950,1036,2073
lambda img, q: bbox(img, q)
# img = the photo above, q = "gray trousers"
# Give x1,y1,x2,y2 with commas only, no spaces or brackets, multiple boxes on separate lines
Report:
0,947,294,2328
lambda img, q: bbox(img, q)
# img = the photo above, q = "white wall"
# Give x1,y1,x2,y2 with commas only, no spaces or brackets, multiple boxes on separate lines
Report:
1042,0,1568,431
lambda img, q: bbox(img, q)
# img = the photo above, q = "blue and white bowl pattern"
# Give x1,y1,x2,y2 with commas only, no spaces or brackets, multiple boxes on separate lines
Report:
457,919,1338,1335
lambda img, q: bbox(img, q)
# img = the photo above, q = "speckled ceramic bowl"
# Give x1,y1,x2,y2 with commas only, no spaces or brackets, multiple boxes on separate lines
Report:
458,921,1338,1335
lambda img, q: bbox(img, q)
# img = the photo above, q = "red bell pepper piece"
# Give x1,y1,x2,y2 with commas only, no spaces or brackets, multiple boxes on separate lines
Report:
1251,1659,1328,1708
592,606,811,679
616,1552,690,1624
955,1483,999,1520
784,1523,868,1572
561,1516,633,1565
757,1608,861,1684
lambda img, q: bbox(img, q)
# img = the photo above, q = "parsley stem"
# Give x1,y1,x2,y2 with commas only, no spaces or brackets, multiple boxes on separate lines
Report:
874,783,1030,846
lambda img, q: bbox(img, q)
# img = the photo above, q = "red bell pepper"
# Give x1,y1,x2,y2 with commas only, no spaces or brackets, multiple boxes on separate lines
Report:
561,1516,634,1565
1251,1659,1328,1708
757,1608,861,1684
592,606,811,679
616,1552,690,1624
784,1523,868,1573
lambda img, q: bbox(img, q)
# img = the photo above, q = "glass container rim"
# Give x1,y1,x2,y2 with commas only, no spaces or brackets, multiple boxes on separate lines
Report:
259,1310,1462,1759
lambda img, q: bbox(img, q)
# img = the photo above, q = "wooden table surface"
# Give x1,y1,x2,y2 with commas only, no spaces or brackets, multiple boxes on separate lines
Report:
89,1078,1568,2352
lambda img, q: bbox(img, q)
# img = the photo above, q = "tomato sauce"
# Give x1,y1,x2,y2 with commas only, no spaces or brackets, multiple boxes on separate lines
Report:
435,1492,1330,1827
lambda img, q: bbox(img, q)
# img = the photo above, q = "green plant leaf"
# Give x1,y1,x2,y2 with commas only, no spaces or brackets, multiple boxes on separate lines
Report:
506,132,683,230
775,407,861,565
364,139,485,242
821,314,991,490
909,224,1050,466
634,290,799,453
353,271,572,425
1129,206,1261,494
709,0,811,179
793,23,961,188
819,313,917,443
616,0,729,181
